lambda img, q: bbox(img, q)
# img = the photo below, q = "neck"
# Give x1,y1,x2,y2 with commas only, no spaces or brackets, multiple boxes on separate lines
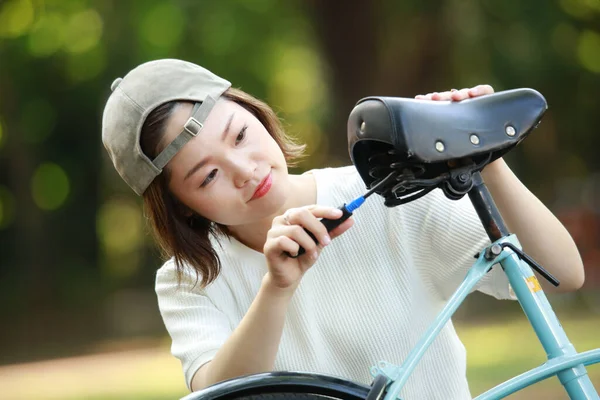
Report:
226,172,316,253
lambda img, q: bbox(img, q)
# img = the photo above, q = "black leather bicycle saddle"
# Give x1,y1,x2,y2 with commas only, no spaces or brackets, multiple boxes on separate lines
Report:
347,88,547,205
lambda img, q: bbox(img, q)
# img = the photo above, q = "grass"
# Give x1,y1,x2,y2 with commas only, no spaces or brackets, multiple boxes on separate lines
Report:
1,314,598,399
457,315,600,398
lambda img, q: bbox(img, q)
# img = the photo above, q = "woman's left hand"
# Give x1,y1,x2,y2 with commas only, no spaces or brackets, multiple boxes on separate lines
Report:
415,84,494,101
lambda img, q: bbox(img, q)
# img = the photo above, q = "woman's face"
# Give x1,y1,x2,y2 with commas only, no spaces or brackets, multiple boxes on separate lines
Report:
162,99,289,227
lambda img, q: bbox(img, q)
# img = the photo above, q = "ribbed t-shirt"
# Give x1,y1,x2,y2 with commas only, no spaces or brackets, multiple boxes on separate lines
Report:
155,166,514,399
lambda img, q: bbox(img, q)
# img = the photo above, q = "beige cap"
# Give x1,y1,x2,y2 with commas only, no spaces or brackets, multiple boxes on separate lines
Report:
102,59,231,195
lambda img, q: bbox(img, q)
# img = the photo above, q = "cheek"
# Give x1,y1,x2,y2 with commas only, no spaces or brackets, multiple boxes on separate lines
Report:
261,134,285,161
188,186,235,221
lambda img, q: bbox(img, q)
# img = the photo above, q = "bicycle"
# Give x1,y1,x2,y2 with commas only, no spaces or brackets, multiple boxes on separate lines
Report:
182,88,600,400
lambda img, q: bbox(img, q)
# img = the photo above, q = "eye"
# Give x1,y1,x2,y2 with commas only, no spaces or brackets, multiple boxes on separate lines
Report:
200,169,217,188
236,125,248,145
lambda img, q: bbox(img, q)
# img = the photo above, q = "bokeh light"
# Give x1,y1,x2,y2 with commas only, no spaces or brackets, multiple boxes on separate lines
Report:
0,0,34,38
27,12,66,57
31,162,70,210
63,9,103,54
268,45,326,115
138,2,184,51
578,30,600,74
96,197,143,279
559,0,600,19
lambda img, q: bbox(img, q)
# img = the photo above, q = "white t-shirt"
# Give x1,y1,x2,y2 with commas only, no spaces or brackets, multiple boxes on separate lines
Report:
155,166,514,399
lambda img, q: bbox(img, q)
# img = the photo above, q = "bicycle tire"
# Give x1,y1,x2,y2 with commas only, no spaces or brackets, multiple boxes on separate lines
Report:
181,372,371,400
365,374,388,400
239,395,352,399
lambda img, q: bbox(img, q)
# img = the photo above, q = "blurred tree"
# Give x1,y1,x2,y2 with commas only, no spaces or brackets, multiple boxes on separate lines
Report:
308,0,454,162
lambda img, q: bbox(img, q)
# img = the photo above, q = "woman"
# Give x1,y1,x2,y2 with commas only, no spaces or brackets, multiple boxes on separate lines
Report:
102,59,584,399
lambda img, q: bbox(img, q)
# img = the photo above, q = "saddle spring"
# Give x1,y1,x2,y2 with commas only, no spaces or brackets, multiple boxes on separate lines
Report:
367,148,439,206
366,146,493,206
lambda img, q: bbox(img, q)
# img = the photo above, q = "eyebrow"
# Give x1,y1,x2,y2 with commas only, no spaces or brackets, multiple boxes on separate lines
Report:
183,112,235,181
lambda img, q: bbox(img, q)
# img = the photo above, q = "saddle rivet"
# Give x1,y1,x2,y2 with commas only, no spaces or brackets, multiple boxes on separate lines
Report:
435,141,445,152
506,125,516,137
470,134,480,145
360,121,366,133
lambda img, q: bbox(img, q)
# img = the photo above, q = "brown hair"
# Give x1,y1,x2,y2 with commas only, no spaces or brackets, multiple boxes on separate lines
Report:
140,87,306,287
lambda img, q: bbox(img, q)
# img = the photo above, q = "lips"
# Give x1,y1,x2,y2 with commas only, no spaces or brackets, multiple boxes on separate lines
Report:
250,171,273,201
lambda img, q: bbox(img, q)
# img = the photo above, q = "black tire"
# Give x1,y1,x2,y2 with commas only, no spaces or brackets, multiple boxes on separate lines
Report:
365,374,388,400
241,395,351,399
181,372,371,400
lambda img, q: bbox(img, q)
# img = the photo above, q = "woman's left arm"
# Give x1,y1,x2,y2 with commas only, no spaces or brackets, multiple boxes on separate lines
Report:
482,157,584,292
418,85,585,292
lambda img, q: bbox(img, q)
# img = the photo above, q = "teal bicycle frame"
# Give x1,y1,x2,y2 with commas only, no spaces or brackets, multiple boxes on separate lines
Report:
371,172,600,400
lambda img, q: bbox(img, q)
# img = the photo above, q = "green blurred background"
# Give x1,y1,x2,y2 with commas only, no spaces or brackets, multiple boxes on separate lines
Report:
0,0,599,399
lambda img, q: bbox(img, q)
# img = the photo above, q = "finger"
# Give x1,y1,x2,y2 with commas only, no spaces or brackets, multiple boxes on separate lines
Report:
431,91,454,101
468,84,494,97
281,224,320,255
451,88,471,101
284,206,343,221
285,208,332,246
328,217,355,239
415,94,426,100
283,207,342,244
311,206,344,220
274,214,288,227
265,235,300,259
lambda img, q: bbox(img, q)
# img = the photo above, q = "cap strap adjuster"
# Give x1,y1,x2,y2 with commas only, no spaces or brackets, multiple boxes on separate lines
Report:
184,117,203,137
152,97,216,170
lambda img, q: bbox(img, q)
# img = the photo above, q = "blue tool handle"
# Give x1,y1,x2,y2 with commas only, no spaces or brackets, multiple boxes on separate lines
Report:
286,204,354,258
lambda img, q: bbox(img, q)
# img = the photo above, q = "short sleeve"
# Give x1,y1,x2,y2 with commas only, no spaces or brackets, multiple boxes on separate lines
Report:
155,260,233,389
418,190,515,301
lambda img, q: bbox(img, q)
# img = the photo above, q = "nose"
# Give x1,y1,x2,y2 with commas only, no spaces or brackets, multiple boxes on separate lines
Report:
229,156,256,188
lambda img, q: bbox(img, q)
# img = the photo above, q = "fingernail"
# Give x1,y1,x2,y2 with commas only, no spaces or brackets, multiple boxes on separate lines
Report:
322,235,331,245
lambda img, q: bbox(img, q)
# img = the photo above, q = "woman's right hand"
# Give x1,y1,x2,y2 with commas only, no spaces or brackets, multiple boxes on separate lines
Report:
263,205,354,293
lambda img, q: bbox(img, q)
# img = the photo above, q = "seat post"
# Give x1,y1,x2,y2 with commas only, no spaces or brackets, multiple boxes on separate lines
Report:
467,171,509,242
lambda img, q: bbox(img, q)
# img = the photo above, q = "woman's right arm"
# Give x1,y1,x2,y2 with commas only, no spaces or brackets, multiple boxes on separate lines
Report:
190,273,294,390
190,205,354,391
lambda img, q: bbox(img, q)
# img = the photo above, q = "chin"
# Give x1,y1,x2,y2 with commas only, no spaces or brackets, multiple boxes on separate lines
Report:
226,197,286,227
262,188,287,215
